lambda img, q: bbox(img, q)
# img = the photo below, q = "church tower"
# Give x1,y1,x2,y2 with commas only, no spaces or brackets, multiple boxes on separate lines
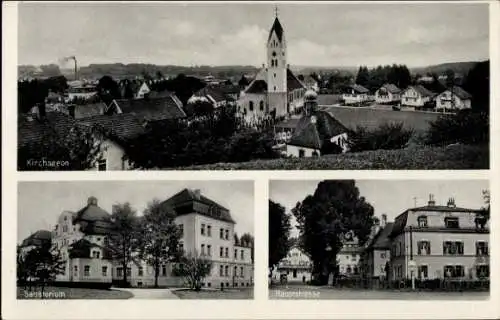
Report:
266,8,288,117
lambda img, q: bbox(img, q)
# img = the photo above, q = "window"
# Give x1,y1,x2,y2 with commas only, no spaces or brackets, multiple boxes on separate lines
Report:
117,267,123,277
234,249,238,259
207,225,212,237
380,253,386,259
220,228,224,239
225,229,229,240
417,216,428,227
219,265,224,276
241,250,244,260
351,254,357,261
162,265,167,276
63,225,68,233
102,266,108,276
249,101,254,111
220,247,224,257
444,265,464,278
201,224,205,235
346,265,352,274
476,242,489,256
179,242,184,252
138,267,143,276
445,217,460,229
298,149,305,158
201,244,205,255
127,267,131,277
97,237,101,242
84,265,90,276
476,265,489,279
417,241,431,255
443,241,464,255
240,267,244,277
225,247,229,258
207,245,211,256
225,265,229,277
178,224,184,237
418,265,428,279
92,250,100,259
260,100,264,111
274,86,276,91
97,159,107,171
274,73,276,78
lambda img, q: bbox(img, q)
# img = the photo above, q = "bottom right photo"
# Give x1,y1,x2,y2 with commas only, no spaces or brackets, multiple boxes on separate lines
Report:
268,179,490,300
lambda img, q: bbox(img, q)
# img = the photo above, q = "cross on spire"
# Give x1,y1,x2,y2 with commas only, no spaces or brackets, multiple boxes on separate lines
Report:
274,5,279,18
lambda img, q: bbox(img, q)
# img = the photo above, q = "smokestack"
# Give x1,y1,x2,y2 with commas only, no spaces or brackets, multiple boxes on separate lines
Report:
428,194,436,206
87,196,98,206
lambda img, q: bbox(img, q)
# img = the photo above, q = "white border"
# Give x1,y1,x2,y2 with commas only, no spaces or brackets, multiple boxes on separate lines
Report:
3,1,500,319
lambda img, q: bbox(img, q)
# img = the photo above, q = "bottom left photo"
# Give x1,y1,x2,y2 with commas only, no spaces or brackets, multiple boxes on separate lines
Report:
17,180,255,300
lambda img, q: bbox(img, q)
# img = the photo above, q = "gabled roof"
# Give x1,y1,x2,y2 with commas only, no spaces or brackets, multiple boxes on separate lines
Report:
407,85,436,98
367,223,394,250
161,188,235,223
69,239,113,259
287,69,306,92
113,96,186,121
77,113,146,144
245,79,268,94
243,68,305,95
288,111,348,149
18,111,76,149
194,86,229,103
380,83,401,94
74,102,107,119
21,230,52,247
349,84,370,94
73,202,113,235
445,86,472,100
268,17,284,42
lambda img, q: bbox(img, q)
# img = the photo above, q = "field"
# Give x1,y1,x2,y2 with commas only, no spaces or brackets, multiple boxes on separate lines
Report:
319,105,441,133
180,144,488,170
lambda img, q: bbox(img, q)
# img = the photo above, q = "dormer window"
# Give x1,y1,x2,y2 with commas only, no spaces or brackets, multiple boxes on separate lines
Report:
417,215,428,227
444,217,459,229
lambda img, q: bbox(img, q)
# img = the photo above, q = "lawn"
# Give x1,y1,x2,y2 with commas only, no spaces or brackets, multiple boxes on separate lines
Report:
321,105,440,133
17,286,133,299
172,288,254,299
178,144,488,170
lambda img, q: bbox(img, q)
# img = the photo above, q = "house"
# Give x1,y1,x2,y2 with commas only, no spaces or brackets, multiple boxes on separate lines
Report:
236,14,306,124
272,246,312,284
342,84,370,105
188,85,235,109
77,113,147,171
360,215,394,284
401,85,437,109
134,81,151,99
388,195,489,282
284,90,349,157
337,231,362,277
375,84,402,105
66,84,98,103
107,94,186,121
302,75,319,92
435,86,472,112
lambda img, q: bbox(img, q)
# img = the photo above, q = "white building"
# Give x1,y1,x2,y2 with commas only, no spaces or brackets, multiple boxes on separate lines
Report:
342,84,370,105
375,83,402,105
337,231,362,277
435,87,472,112
401,85,436,109
273,246,312,284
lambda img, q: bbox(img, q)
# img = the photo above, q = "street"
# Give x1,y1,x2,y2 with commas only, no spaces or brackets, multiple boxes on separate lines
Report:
269,285,489,300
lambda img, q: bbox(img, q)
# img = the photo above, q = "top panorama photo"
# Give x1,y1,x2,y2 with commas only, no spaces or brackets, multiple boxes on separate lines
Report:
17,2,490,171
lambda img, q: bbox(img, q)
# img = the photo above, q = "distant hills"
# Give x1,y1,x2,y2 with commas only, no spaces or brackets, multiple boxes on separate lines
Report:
18,60,485,80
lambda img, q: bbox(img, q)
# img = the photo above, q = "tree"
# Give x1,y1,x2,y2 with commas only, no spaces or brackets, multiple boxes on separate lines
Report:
238,75,250,88
172,252,213,291
234,233,240,246
475,189,490,229
107,202,141,287
240,233,255,262
97,75,121,100
156,70,164,80
268,200,291,270
292,180,375,285
463,60,489,111
355,66,370,87
137,199,182,288
426,110,489,146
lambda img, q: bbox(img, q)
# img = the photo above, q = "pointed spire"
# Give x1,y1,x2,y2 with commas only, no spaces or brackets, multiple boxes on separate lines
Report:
275,5,279,18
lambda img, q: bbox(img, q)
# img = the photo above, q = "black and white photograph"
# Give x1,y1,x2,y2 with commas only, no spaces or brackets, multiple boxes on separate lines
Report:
17,2,489,171
17,180,255,299
269,179,490,299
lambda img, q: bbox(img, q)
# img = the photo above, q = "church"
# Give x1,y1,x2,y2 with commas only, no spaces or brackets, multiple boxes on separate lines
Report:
237,12,306,124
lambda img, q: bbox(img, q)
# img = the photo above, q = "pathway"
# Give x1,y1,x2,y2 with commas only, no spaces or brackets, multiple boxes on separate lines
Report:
113,287,180,299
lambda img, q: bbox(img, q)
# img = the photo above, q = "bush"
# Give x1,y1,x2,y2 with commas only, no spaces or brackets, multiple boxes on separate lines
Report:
426,110,489,146
347,122,414,152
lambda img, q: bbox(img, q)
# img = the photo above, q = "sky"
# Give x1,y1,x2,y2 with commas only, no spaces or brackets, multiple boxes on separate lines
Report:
270,180,489,237
18,2,489,67
17,180,254,242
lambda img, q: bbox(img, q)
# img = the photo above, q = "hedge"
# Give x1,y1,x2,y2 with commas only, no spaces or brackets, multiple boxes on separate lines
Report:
175,144,488,170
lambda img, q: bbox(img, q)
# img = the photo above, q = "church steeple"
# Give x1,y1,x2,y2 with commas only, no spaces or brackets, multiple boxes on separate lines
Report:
267,8,287,94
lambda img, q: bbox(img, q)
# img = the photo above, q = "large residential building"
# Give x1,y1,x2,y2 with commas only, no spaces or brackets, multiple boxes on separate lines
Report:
342,84,370,105
401,85,436,109
375,84,402,105
388,195,489,281
360,214,393,282
237,13,306,124
435,86,472,112
20,189,254,288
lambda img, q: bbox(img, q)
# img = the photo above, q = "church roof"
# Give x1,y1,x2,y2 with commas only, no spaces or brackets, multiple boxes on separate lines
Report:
243,69,305,94
245,80,268,94
288,111,348,149
287,69,306,92
268,17,284,42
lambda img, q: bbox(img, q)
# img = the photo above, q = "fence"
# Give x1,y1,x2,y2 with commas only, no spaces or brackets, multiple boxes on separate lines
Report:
331,277,489,291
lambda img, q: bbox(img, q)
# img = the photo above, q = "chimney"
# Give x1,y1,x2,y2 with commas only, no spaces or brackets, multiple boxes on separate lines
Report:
428,194,436,206
87,196,98,206
381,214,387,227
193,189,201,200
447,197,456,208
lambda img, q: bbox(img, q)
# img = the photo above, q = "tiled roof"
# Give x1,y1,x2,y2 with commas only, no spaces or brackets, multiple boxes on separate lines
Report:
287,69,306,92
18,111,76,149
288,111,348,149
275,118,301,129
69,239,113,259
113,96,186,121
447,86,472,100
73,203,113,235
380,83,401,94
74,102,107,119
161,188,235,223
77,113,146,143
268,17,284,42
408,85,436,98
244,69,305,94
369,223,394,250
21,230,52,247
349,84,370,94
194,86,228,103
245,80,268,94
